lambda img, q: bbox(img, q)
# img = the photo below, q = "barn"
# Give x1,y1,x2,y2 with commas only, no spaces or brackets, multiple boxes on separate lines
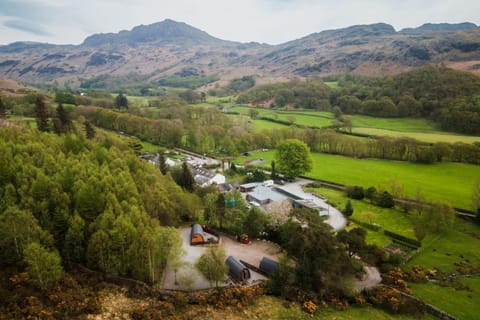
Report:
259,257,279,277
226,256,251,282
190,224,206,245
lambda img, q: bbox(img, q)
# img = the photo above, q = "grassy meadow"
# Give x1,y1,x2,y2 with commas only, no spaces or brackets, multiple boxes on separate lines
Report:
238,150,480,210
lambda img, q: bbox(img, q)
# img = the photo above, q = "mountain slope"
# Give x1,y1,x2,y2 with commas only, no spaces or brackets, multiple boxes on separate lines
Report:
0,20,479,86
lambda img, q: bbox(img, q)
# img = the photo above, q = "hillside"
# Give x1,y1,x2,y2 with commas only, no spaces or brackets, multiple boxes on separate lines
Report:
0,20,480,87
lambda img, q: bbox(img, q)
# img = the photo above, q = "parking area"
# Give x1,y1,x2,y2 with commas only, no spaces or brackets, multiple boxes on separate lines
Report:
161,227,282,291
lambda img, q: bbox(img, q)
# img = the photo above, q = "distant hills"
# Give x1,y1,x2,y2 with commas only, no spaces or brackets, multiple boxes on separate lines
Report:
0,19,479,87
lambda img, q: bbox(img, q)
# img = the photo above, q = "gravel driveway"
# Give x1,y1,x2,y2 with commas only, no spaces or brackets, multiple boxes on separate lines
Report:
280,178,347,231
162,227,282,291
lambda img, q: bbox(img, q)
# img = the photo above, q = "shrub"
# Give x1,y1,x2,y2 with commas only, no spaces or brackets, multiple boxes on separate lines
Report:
346,186,365,200
376,191,394,208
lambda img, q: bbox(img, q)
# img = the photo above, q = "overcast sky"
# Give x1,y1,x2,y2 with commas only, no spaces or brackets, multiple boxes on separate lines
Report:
1,0,479,45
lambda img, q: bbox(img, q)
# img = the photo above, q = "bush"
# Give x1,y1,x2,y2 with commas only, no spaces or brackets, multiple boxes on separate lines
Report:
343,200,354,217
376,191,394,208
384,230,421,248
346,186,365,200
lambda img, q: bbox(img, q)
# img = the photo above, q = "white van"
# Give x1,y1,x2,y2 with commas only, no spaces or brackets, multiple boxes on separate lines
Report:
262,180,274,187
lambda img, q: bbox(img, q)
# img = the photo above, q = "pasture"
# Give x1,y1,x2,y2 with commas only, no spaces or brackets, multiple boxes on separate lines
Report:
226,105,480,143
238,150,480,210
409,279,480,320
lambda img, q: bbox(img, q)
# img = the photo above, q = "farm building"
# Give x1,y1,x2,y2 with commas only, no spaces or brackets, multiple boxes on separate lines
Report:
239,182,261,193
190,224,206,245
259,257,279,277
246,186,288,205
226,256,251,282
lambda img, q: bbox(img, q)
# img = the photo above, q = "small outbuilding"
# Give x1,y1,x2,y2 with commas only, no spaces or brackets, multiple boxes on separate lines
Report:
226,256,251,282
190,224,206,245
259,257,279,277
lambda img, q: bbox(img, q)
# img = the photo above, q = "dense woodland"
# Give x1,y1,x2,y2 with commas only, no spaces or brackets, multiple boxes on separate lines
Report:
0,126,199,287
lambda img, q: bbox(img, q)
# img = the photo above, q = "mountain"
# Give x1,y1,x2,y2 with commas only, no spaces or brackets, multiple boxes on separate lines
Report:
400,22,477,34
82,19,230,47
0,19,479,87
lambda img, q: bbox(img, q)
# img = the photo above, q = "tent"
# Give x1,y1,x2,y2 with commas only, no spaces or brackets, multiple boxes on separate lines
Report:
190,224,206,245
226,256,251,282
259,257,279,277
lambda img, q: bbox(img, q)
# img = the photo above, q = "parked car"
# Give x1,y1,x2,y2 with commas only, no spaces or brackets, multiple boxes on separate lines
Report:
237,234,251,245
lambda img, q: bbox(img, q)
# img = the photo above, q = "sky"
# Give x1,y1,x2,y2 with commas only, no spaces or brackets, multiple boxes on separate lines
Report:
1,0,480,45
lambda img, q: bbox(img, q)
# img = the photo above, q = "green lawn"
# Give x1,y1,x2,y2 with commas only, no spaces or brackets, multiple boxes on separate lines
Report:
237,150,480,210
409,279,480,320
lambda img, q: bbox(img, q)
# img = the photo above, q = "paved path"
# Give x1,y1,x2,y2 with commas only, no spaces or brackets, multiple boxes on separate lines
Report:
281,178,347,231
355,265,382,292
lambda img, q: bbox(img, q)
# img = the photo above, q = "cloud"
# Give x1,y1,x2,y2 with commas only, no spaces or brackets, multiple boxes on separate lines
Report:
4,19,51,36
0,0,480,45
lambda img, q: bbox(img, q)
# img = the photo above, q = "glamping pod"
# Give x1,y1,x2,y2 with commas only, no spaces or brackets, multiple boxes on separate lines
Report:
259,257,279,277
190,224,206,245
226,256,251,282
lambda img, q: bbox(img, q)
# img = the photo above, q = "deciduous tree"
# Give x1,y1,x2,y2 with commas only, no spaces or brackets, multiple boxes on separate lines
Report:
276,139,313,179
195,246,227,290
24,242,63,291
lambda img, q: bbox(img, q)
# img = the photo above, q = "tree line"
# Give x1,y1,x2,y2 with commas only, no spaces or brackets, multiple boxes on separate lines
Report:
75,105,480,164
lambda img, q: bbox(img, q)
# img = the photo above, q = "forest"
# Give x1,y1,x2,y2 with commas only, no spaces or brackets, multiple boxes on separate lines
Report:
0,126,200,287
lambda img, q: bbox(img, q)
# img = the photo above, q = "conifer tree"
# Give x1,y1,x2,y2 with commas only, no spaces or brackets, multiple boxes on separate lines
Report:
34,96,49,132
180,161,195,192
84,120,96,139
158,152,168,175
54,103,72,134
0,96,6,119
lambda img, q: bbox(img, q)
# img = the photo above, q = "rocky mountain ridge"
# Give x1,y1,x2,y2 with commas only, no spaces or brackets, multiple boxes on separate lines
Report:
0,19,479,87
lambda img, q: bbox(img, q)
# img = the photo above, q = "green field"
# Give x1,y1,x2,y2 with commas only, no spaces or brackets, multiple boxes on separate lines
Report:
406,219,480,272
6,116,36,128
226,106,480,143
324,81,339,89
351,116,437,132
308,186,416,246
353,127,480,144
409,279,480,320
238,150,480,210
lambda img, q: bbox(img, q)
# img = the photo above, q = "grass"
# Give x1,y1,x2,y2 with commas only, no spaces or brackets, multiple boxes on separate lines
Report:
139,140,167,153
193,295,434,320
353,127,480,144
251,119,289,131
409,279,480,320
237,150,480,210
405,219,480,272
227,107,480,143
324,81,339,89
351,116,437,133
308,186,416,247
